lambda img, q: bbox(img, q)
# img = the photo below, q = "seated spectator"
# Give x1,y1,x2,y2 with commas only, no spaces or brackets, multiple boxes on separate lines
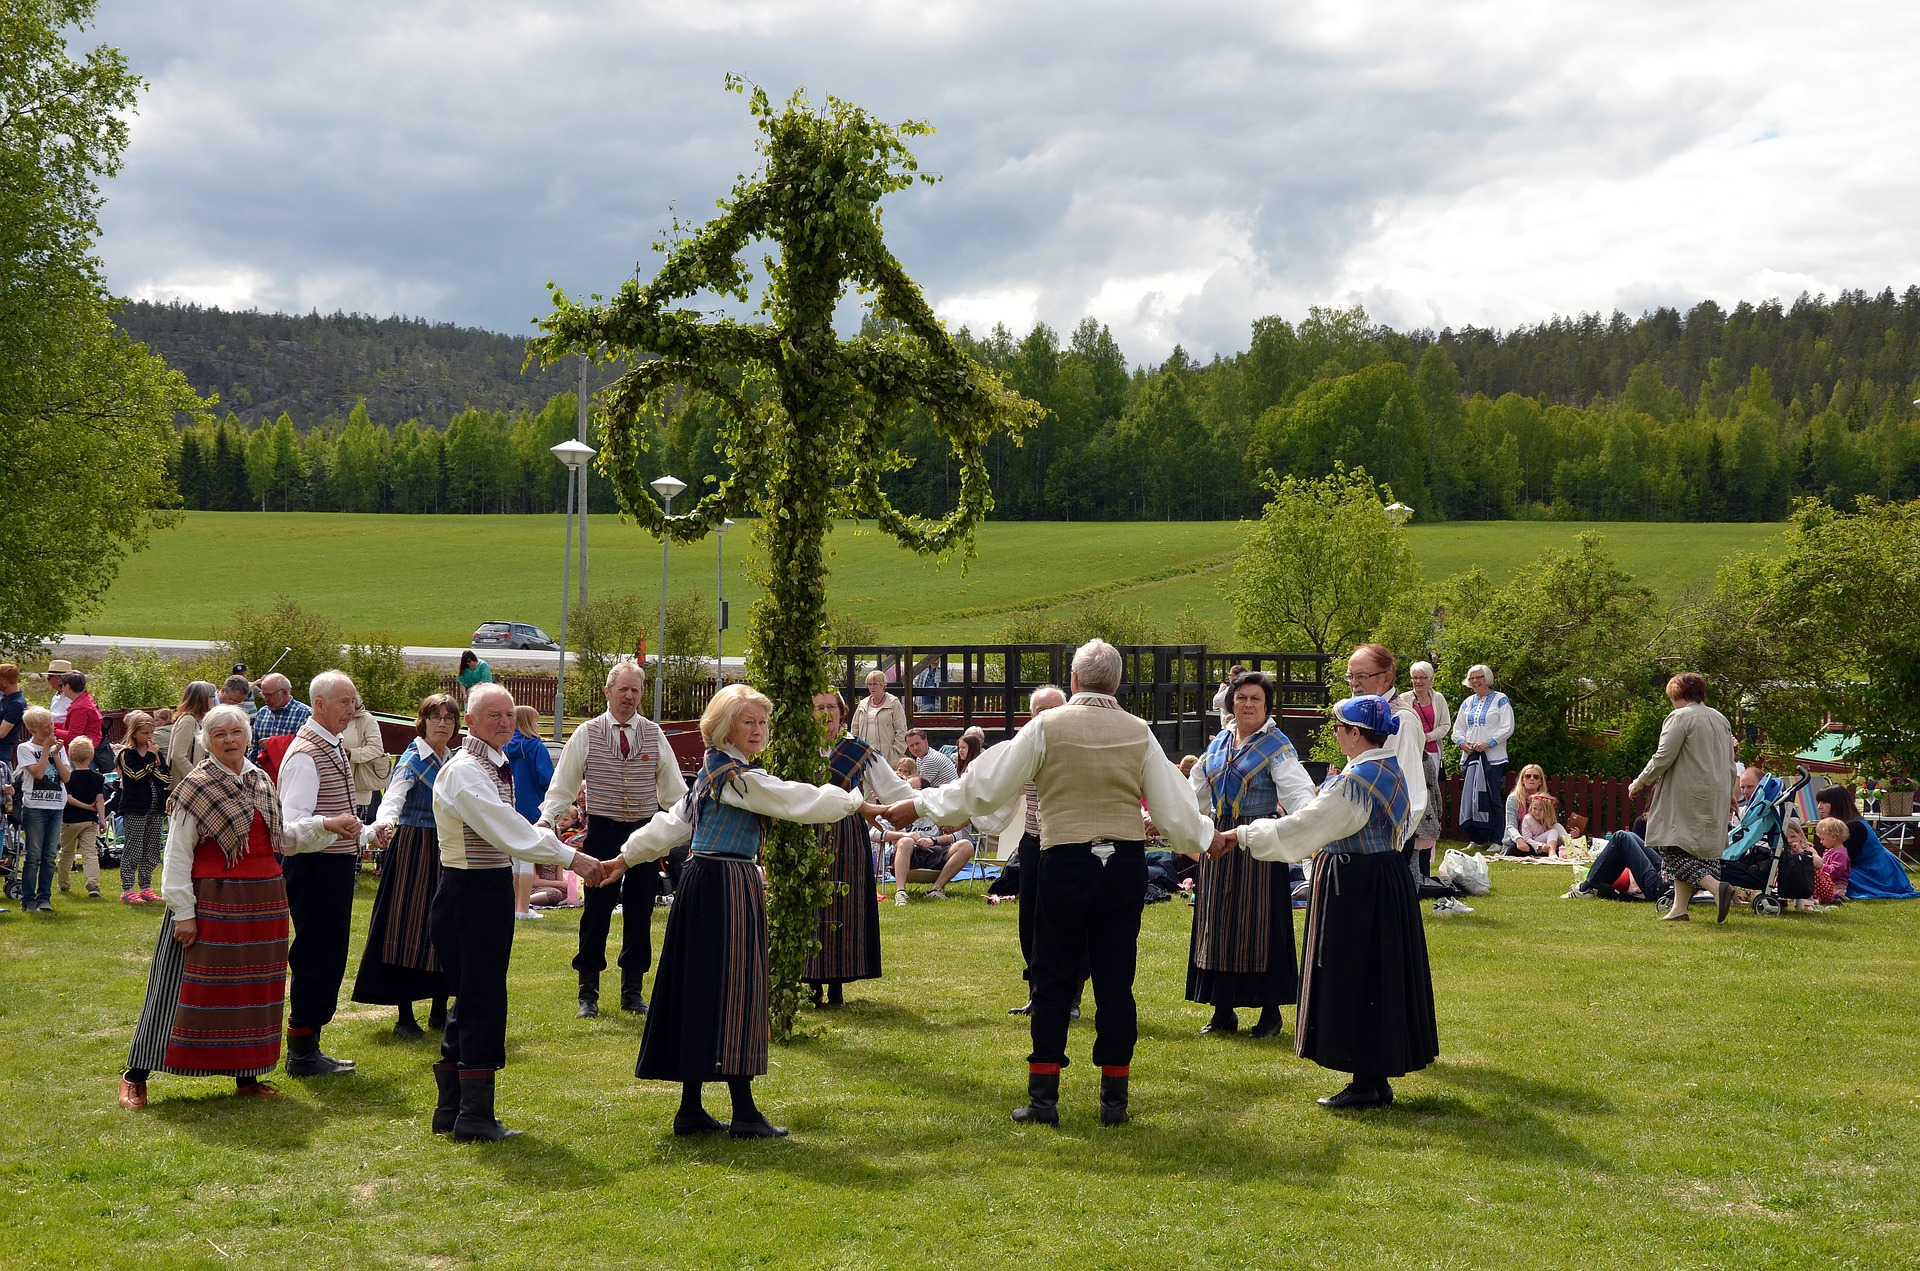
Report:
893,757,917,783
904,728,956,789
1562,820,1666,901
1514,793,1568,858
1502,763,1549,853
1813,784,1917,900
1730,764,1762,826
882,818,973,904
954,733,984,776
1813,817,1853,902
1179,754,1200,779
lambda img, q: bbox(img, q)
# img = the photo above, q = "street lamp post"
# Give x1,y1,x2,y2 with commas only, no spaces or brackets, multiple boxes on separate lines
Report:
1384,501,1413,527
649,474,687,723
717,518,734,686
551,439,597,741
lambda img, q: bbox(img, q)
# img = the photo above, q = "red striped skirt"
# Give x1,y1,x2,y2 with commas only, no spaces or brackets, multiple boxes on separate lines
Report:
163,874,290,1075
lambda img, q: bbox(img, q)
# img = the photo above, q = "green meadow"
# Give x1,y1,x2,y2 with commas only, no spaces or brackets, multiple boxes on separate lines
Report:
2,863,1913,1268
83,514,1785,647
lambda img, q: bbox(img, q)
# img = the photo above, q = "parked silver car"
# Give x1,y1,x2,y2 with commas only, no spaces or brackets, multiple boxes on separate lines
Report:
472,621,559,652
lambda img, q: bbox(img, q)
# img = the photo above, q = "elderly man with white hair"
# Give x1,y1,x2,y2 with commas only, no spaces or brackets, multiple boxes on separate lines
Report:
883,640,1222,1129
277,669,369,1078
1451,663,1514,848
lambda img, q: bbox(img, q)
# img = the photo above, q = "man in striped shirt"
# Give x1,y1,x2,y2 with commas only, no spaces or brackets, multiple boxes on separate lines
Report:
904,729,956,789
248,674,310,764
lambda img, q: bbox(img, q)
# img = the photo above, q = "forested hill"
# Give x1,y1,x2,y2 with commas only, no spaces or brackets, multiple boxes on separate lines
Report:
131,289,1920,522
113,301,598,427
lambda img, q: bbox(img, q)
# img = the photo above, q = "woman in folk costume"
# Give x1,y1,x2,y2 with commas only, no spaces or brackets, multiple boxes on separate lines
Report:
353,694,458,1035
1186,669,1315,1039
1452,664,1513,847
120,706,293,1108
1223,696,1438,1110
600,684,880,1139
805,690,915,1008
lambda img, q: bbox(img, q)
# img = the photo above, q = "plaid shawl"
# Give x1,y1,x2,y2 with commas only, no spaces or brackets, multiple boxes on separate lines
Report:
169,758,287,868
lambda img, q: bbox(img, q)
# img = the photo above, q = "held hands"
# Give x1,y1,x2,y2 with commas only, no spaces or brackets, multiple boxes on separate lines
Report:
1207,828,1238,859
173,918,198,948
373,823,393,849
575,851,617,888
323,812,363,838
878,798,918,827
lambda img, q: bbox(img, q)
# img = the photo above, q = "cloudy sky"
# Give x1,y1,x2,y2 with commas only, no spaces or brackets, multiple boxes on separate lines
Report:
91,0,1920,364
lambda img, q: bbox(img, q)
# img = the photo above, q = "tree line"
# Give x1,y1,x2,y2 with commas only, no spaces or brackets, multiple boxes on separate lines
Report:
161,287,1920,523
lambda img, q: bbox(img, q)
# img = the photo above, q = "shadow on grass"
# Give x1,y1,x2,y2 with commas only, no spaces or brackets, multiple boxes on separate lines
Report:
444,1126,619,1188
1365,1061,1615,1170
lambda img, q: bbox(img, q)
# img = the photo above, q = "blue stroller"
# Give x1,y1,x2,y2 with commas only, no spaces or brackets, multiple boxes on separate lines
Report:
1721,770,1812,917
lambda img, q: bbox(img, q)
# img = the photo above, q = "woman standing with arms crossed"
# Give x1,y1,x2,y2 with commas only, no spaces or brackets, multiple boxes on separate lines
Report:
1452,665,1513,848
599,684,880,1138
1394,662,1450,879
1186,669,1315,1039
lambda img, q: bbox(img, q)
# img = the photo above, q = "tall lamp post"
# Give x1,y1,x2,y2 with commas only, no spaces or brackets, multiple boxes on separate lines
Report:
717,517,734,685
649,474,687,723
1384,501,1413,527
552,438,597,741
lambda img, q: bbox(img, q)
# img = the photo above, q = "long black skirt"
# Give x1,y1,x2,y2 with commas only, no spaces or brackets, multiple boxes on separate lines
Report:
1186,817,1297,1009
636,855,769,1082
351,824,449,1006
1295,849,1438,1078
803,814,881,985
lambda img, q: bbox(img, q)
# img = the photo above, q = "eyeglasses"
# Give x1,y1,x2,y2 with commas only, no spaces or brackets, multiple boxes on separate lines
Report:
1343,668,1390,686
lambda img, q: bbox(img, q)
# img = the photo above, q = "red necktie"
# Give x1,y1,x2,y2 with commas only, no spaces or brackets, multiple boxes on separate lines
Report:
620,726,631,759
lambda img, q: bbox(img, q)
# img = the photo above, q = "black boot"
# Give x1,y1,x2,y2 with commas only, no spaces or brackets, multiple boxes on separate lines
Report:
394,1003,424,1039
826,982,844,1007
1011,1069,1060,1126
1200,1005,1238,1035
285,1029,355,1077
619,971,647,1015
452,1069,523,1141
577,972,599,1019
431,1061,460,1134
1248,1006,1283,1039
1099,1071,1129,1126
427,998,449,1030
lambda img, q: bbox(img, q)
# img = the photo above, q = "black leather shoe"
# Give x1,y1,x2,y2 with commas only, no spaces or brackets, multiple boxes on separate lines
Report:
1008,999,1032,1016
393,1016,425,1039
452,1070,523,1141
1716,882,1735,924
1317,1081,1388,1110
673,1109,728,1136
1199,1008,1238,1035
620,990,648,1015
728,1116,790,1139
1099,1075,1129,1127
1248,1008,1283,1039
285,1032,355,1077
577,972,599,1019
431,1063,460,1134
427,1000,449,1030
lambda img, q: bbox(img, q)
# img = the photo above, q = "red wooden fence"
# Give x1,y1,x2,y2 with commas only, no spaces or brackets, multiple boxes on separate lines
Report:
1435,773,1640,840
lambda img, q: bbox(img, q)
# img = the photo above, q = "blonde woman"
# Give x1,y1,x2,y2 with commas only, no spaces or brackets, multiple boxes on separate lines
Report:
601,683,883,1139
1502,764,1549,855
166,681,217,786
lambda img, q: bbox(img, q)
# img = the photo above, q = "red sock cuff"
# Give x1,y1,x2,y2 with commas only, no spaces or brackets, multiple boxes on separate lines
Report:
1029,1062,1062,1075
459,1067,495,1080
286,1026,314,1038
1100,1065,1129,1078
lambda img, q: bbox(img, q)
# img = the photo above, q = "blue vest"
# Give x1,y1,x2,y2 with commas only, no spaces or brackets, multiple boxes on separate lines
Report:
1322,756,1410,856
1198,724,1291,821
688,750,769,860
392,747,443,829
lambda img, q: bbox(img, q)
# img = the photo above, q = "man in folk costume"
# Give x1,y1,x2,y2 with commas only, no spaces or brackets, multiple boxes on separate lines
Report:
277,671,370,1078
884,640,1220,1127
1006,684,1066,1017
539,660,687,1018
1186,669,1316,1039
804,690,915,1007
1220,695,1439,1110
431,684,605,1140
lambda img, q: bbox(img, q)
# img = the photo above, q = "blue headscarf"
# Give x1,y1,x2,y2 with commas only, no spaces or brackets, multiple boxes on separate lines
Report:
1332,695,1400,737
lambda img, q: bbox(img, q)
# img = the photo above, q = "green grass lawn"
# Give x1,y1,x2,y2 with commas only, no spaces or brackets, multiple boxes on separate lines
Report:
3,861,1914,1268
84,514,1784,648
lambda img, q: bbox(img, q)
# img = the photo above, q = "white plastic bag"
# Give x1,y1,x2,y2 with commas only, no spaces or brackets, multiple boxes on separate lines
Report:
1440,848,1491,897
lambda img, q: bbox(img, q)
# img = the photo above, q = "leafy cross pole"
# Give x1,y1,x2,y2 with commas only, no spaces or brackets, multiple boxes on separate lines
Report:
533,79,1040,1039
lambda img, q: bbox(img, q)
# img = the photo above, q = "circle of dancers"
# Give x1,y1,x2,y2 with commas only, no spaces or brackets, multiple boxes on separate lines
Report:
117,639,1437,1135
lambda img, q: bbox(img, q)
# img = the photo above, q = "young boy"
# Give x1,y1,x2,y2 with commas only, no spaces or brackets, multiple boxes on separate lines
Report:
16,708,72,911
59,736,108,897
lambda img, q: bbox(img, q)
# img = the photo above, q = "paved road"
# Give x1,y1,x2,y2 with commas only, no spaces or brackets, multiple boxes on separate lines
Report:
52,634,574,668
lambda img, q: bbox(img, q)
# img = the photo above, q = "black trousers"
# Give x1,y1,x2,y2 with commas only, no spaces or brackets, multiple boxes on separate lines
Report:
1015,831,1041,980
573,815,652,979
282,851,357,1032
433,867,514,1070
1029,840,1147,1071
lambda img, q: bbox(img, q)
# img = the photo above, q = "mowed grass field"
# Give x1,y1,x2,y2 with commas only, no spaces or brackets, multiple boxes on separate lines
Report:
84,514,1786,647
3,863,1915,1268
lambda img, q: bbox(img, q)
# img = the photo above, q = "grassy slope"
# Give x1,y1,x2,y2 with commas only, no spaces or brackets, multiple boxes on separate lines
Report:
84,514,1783,648
1,864,1914,1269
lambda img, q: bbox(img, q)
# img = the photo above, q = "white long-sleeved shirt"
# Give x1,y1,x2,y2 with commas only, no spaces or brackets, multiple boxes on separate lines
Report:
278,720,350,853
1188,724,1317,826
911,706,1212,857
431,740,577,870
1240,746,1398,864
373,738,451,828
161,758,283,921
617,745,866,864
538,712,687,825
1452,690,1516,765
1391,706,1430,830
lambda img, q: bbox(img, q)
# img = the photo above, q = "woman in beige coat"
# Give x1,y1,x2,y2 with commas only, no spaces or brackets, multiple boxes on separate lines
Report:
849,670,908,766
1628,672,1737,922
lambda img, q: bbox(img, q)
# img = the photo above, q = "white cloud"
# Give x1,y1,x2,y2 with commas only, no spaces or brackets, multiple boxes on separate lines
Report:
89,0,1920,365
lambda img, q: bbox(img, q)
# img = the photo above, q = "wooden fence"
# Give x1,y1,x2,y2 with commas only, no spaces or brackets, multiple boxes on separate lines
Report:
1434,772,1641,840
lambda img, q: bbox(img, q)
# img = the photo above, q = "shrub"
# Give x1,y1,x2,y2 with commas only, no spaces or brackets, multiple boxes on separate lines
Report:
90,648,185,711
345,639,443,716
212,598,345,698
566,591,651,699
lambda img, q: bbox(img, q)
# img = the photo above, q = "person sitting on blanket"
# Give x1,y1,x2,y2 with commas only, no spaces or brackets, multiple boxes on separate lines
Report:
882,817,975,903
1514,794,1568,858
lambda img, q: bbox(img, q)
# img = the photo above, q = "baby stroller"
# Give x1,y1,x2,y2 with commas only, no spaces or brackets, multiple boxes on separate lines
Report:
1722,769,1812,917
2,760,19,901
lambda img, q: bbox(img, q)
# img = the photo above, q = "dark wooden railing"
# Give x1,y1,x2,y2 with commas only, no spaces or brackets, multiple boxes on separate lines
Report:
1433,772,1641,840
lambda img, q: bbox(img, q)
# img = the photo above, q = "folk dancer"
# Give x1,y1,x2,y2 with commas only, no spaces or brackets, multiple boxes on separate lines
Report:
804,691,915,1007
352,693,459,1036
884,641,1218,1128
277,671,369,1077
1187,669,1315,1039
600,684,878,1139
120,706,292,1107
1006,684,1067,1016
429,684,604,1140
1221,695,1440,1109
539,660,687,1018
